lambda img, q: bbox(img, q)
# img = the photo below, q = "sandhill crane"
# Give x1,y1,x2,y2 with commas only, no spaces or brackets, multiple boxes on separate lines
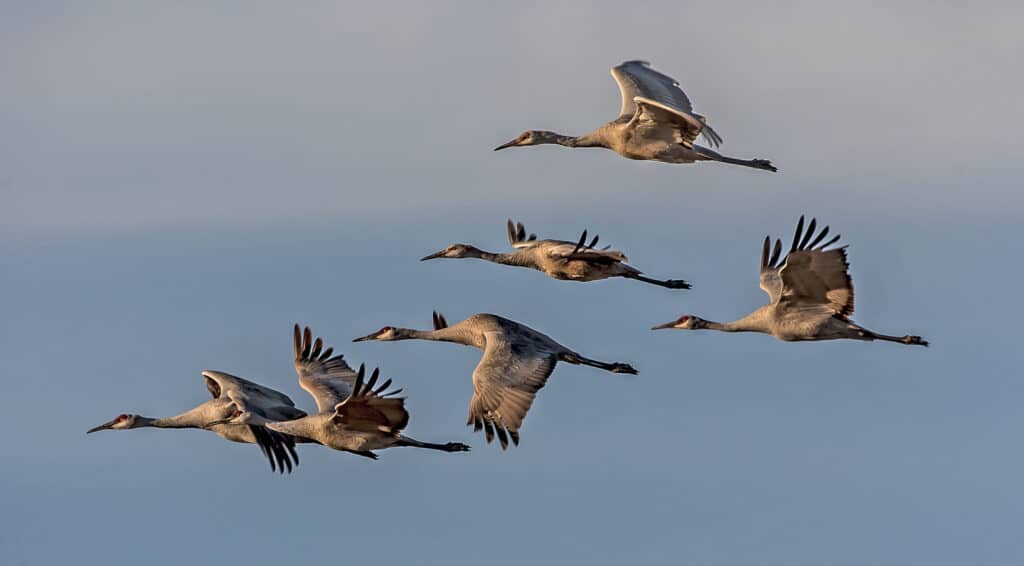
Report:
494,60,777,172
421,219,691,289
210,326,470,459
353,312,638,449
87,371,307,473
651,216,929,346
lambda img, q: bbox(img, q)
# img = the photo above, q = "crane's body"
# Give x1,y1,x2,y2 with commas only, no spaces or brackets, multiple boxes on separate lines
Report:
354,312,637,449
216,326,470,460
421,220,690,289
87,370,306,473
653,216,928,346
495,61,777,172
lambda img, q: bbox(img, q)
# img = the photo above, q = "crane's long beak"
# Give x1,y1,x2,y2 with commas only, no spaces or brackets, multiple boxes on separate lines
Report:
420,250,445,261
651,321,678,331
352,331,379,342
87,419,119,434
494,137,521,151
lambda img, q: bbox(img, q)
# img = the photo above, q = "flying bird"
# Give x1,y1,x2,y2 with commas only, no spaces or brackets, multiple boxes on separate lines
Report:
353,312,638,449
652,216,928,346
211,326,470,460
87,371,306,473
494,60,777,172
421,219,690,289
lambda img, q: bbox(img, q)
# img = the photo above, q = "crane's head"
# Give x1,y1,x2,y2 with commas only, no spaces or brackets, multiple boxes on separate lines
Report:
420,243,482,261
651,315,704,331
86,413,151,433
352,325,402,342
494,130,561,150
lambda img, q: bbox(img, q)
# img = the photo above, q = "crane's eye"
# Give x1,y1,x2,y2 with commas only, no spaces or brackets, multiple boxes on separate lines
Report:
379,326,393,334
116,414,128,421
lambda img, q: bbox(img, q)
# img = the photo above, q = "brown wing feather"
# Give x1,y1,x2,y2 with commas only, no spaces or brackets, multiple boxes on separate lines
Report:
779,248,855,317
332,365,409,434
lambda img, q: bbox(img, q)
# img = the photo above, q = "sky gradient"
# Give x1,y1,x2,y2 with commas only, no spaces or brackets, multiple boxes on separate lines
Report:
2,2,1022,565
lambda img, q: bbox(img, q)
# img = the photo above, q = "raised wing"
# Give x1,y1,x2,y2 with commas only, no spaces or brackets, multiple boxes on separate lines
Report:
612,60,694,118
544,228,626,263
294,325,360,413
332,364,409,434
203,370,297,410
773,216,853,317
467,331,558,449
612,60,722,147
507,219,539,249
202,370,303,473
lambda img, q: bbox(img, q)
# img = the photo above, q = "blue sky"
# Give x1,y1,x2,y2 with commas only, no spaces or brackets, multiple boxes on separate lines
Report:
2,2,1022,565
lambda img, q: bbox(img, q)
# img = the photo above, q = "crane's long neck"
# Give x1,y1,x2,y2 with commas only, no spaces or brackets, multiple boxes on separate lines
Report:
474,249,534,268
396,326,477,347
538,130,607,149
701,310,772,334
145,405,213,429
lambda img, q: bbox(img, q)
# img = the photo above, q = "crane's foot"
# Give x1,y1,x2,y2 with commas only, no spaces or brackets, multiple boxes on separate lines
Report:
663,279,691,290
903,335,929,347
752,159,778,172
442,442,471,452
610,362,638,375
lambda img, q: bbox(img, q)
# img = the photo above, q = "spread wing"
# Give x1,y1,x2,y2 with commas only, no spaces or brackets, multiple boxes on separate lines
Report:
332,364,409,435
612,60,722,147
771,216,853,317
507,219,539,250
508,219,626,263
633,97,714,148
294,325,359,412
467,331,558,449
201,370,304,473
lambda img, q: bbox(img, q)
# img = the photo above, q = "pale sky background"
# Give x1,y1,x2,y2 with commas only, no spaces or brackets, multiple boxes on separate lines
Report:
2,2,1023,565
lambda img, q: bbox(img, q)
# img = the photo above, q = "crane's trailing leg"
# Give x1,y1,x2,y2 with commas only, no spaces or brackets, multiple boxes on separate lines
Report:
395,436,471,453
622,272,691,289
560,352,638,374
694,146,778,172
857,328,929,347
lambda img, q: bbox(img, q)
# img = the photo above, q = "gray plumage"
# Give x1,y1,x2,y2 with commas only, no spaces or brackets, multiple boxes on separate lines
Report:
354,312,638,449
86,370,306,473
222,326,469,460
494,60,776,172
420,219,690,289
652,216,928,346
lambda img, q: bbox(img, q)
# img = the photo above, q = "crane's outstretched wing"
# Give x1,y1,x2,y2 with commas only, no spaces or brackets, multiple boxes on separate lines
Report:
507,219,626,263
770,216,853,317
332,364,409,434
201,370,304,473
467,331,558,450
612,60,722,147
294,325,362,413
507,219,539,249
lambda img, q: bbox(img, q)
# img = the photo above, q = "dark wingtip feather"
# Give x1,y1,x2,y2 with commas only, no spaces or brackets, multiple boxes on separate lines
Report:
790,215,805,253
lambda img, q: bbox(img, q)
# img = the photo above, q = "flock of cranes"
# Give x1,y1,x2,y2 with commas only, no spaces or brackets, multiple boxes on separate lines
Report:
88,60,927,472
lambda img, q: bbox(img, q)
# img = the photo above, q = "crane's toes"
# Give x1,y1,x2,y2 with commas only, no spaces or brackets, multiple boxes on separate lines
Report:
612,363,638,375
445,442,471,452
904,335,929,347
665,279,691,290
753,159,778,173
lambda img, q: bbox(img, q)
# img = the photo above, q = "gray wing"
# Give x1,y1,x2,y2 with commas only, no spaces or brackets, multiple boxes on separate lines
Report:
612,60,722,147
467,331,558,450
770,216,852,316
294,325,360,413
202,371,304,473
